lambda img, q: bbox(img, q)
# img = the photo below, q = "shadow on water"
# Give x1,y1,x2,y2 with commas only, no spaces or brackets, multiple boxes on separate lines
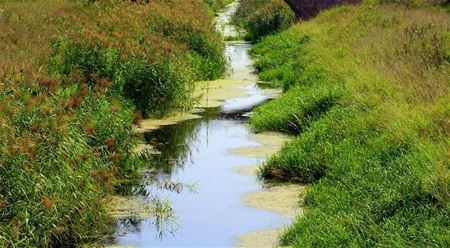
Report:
109,117,207,244
113,198,179,242
143,117,203,175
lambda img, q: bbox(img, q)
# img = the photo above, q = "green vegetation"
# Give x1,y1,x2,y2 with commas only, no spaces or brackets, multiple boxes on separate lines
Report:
245,0,450,246
50,0,226,117
0,0,226,246
0,75,139,247
233,0,295,40
204,0,235,14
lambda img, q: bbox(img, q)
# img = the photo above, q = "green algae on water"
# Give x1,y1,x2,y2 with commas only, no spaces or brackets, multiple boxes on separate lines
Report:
194,79,255,108
132,143,160,155
105,195,156,219
235,184,304,248
228,132,290,158
234,228,288,248
243,184,304,218
133,113,202,133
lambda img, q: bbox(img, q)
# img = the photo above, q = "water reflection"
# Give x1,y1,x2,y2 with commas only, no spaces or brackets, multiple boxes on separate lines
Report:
143,117,203,175
108,117,289,247
105,2,287,245
114,200,179,242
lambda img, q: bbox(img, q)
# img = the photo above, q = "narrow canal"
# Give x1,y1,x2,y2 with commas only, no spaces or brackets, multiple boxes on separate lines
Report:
107,2,301,247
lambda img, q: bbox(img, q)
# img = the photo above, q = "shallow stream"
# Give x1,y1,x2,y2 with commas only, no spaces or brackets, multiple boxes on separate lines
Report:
106,2,301,247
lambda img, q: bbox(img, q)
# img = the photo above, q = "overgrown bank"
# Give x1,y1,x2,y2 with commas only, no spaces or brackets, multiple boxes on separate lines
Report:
242,0,449,246
0,0,225,246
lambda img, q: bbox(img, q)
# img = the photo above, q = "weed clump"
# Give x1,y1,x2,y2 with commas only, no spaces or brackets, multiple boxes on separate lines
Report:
233,0,295,40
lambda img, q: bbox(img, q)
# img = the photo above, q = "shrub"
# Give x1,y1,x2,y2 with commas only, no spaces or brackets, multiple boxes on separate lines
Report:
50,39,195,116
49,0,226,116
233,0,295,40
246,0,296,40
0,77,141,246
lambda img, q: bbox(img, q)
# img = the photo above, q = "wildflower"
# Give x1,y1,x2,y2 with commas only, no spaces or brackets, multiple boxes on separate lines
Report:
31,123,41,132
109,153,120,164
79,84,89,97
53,226,65,235
66,96,82,109
42,196,55,210
98,79,111,88
84,124,96,137
133,110,143,125
104,137,116,151
110,101,120,113
26,94,46,107
111,167,120,175
0,198,7,209
81,152,90,161
38,77,58,93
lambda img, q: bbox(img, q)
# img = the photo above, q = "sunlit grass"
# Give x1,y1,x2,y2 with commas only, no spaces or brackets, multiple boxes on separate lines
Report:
246,1,449,246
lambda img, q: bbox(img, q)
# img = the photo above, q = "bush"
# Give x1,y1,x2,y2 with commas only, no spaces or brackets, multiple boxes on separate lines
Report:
49,0,226,117
233,0,295,40
0,77,141,246
50,39,195,116
246,0,296,40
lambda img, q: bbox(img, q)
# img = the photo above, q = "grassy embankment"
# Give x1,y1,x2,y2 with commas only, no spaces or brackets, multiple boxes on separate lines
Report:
0,0,225,246
238,0,449,246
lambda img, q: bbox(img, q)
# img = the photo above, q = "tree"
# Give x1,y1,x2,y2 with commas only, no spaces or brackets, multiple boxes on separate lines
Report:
283,0,361,20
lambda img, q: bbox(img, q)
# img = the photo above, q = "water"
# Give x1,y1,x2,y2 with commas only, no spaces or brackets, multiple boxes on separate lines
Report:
112,118,290,247
107,2,291,247
215,1,240,38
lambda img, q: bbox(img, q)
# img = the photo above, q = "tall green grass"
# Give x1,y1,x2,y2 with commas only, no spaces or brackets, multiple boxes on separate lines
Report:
0,77,142,246
49,40,196,116
0,0,227,246
49,0,226,117
248,1,449,246
233,0,295,40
